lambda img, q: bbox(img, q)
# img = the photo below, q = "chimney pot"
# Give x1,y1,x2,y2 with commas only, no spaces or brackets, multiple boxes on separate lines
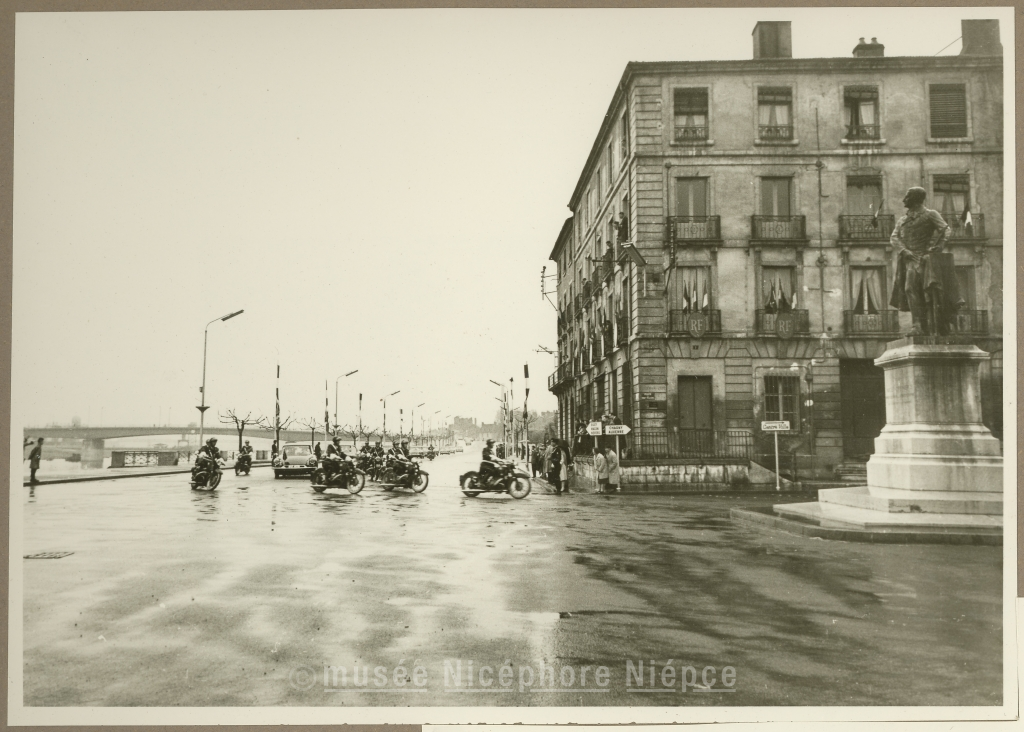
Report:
853,36,885,58
753,21,792,59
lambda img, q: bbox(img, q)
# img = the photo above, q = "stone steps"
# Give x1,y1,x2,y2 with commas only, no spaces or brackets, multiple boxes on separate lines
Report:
817,485,1004,515
775,499,1002,532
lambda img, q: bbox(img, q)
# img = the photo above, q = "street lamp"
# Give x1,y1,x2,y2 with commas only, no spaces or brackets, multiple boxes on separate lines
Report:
198,309,244,446
335,369,359,433
381,390,400,441
414,403,425,442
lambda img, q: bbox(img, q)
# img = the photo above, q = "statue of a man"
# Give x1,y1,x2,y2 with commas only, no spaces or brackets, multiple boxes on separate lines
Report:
889,186,961,335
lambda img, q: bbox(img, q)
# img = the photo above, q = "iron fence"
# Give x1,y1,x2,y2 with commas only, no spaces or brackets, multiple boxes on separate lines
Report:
751,215,806,240
623,429,754,460
668,215,721,242
755,309,811,335
758,125,793,141
843,309,900,334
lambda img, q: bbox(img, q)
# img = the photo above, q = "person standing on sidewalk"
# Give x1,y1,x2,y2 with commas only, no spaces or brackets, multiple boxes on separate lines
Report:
595,446,609,493
28,438,43,484
548,443,563,495
604,446,620,493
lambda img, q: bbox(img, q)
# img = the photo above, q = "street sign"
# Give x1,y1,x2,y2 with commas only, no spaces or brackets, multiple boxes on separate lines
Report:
604,424,631,436
586,421,603,436
761,421,790,432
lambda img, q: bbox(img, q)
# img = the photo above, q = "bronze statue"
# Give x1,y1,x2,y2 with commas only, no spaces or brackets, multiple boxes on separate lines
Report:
889,187,962,335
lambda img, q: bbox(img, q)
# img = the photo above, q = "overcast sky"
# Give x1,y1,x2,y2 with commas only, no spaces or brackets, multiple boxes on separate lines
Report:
11,7,1009,430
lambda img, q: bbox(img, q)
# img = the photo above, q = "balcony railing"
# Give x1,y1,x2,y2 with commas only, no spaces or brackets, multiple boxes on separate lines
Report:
951,309,989,335
668,309,722,335
843,309,900,334
839,214,896,241
751,215,806,240
755,309,811,336
674,125,709,143
758,125,793,141
582,280,593,300
845,124,880,140
947,214,986,240
668,215,721,242
591,263,608,287
624,429,754,461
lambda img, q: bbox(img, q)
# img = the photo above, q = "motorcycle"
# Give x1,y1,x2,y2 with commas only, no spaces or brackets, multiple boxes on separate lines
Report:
426,446,437,461
310,457,366,494
234,452,253,476
380,456,429,493
191,456,225,491
460,460,531,499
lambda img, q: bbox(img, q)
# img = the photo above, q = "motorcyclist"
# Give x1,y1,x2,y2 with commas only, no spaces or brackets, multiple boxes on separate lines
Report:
400,439,412,459
195,437,222,477
480,438,503,486
238,440,253,465
324,436,347,478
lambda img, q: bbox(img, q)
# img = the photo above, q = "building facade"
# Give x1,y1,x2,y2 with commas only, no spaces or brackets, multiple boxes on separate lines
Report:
547,19,1003,478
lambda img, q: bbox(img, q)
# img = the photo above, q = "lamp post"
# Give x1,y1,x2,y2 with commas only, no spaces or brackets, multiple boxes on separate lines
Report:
381,390,400,442
414,403,425,443
197,309,244,446
489,379,505,445
335,369,359,434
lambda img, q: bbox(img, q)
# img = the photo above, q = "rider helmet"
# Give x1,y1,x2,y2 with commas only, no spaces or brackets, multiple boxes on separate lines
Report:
332,436,341,444
207,437,217,445
486,438,495,447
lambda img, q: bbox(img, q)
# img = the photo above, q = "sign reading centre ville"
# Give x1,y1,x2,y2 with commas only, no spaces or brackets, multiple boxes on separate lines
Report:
586,421,604,436
761,421,791,432
604,424,631,436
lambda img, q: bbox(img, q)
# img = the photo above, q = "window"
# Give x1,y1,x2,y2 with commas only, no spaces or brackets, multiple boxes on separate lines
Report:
619,111,630,164
673,88,708,142
758,87,793,140
933,175,970,224
845,177,882,215
851,267,885,314
929,83,968,138
843,86,879,140
764,376,800,426
761,177,792,216
608,142,616,180
954,266,976,308
675,178,709,217
669,266,712,313
761,266,797,312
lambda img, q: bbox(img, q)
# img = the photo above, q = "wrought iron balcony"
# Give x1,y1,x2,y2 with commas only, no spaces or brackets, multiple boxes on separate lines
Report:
582,280,593,300
845,124,880,140
751,215,807,240
843,309,900,334
674,125,709,143
946,214,986,240
668,309,722,335
755,309,811,336
951,309,989,334
839,214,896,241
758,125,793,141
668,215,721,242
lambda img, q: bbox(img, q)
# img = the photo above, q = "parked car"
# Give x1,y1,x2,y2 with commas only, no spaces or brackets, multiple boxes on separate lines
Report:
273,442,317,478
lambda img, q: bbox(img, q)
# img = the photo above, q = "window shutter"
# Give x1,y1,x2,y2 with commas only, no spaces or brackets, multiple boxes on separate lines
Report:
929,84,967,138
674,88,708,115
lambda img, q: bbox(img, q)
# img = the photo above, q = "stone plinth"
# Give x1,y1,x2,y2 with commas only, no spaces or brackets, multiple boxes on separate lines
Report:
769,336,1003,540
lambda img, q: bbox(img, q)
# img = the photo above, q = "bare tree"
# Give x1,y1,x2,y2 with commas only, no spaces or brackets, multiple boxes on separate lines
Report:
296,417,324,448
219,410,270,451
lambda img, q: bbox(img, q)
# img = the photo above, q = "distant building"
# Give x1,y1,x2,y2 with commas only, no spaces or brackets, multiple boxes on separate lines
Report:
547,19,1003,478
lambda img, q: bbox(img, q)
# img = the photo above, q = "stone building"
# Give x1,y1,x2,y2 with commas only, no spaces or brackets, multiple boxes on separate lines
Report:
547,19,1003,480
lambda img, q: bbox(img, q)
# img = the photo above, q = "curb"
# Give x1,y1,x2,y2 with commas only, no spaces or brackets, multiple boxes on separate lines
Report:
25,468,194,487
730,507,1002,546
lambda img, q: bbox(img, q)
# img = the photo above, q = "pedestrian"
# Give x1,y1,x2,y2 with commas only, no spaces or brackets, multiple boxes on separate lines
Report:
531,443,544,477
558,439,570,489
595,447,609,493
604,446,620,493
548,443,563,494
314,442,322,460
28,438,43,484
271,440,279,459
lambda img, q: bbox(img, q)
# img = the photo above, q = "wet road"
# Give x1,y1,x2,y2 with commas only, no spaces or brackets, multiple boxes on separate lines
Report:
22,449,1001,706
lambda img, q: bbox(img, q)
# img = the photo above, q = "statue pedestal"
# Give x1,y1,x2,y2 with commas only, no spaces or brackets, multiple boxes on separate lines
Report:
773,337,1003,539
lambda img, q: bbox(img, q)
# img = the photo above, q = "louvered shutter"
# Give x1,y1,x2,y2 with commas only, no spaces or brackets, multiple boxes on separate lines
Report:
929,84,968,138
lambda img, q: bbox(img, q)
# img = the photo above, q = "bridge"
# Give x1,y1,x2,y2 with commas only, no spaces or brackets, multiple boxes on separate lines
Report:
23,426,390,443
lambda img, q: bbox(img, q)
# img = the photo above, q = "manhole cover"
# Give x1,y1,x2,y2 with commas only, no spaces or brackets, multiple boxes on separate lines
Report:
24,552,74,559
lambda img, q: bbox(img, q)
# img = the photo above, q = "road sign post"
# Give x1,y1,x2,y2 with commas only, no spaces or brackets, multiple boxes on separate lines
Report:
761,421,790,491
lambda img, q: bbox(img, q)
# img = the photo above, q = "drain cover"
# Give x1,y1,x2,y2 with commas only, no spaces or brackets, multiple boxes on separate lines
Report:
24,551,74,559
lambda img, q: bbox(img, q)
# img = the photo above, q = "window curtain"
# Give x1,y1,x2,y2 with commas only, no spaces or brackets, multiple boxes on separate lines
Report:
758,103,790,126
761,267,795,312
851,268,884,314
670,266,711,312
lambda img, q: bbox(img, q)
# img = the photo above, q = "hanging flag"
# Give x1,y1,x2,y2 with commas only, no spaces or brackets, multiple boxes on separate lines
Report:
766,280,777,313
872,198,883,228
777,277,790,312
963,202,973,230
681,281,690,313
701,281,709,312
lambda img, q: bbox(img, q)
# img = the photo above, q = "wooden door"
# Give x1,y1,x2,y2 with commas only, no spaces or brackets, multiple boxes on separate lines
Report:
840,359,886,458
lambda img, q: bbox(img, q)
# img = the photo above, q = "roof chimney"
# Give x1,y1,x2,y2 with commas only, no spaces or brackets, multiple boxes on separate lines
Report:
960,19,1001,56
753,21,792,59
853,36,885,58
